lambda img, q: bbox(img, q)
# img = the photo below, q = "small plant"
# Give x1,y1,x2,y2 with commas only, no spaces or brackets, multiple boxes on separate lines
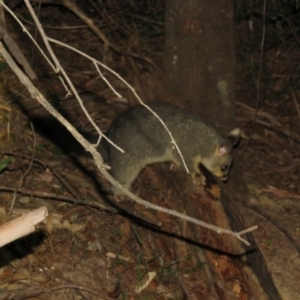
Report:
0,156,11,173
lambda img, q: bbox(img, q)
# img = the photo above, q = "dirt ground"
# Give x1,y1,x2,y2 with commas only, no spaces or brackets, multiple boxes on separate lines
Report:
0,2,299,300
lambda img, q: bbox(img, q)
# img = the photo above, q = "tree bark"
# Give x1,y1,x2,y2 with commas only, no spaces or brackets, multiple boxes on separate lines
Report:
164,0,236,134
164,1,282,299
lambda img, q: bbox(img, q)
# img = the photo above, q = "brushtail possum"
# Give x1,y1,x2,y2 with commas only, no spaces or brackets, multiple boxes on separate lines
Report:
103,102,240,195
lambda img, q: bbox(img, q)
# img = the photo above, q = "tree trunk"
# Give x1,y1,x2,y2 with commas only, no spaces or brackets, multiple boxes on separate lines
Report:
164,0,236,134
164,1,282,299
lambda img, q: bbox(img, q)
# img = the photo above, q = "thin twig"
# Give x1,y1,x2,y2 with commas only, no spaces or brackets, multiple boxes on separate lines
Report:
15,12,89,30
8,121,36,215
288,83,300,121
0,3,36,79
22,0,123,152
61,0,158,69
0,185,116,212
48,38,189,173
245,202,300,254
0,1,56,70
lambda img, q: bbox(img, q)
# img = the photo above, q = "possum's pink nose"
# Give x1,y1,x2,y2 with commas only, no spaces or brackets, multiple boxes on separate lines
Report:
221,175,228,181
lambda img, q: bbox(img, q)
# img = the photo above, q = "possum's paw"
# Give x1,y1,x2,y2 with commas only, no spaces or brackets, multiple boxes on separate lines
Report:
191,172,206,186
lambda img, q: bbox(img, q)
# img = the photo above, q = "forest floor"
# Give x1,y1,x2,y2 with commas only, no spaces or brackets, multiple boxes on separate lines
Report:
0,2,299,300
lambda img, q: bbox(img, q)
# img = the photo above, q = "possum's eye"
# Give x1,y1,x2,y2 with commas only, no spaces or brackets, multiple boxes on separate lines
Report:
221,165,228,172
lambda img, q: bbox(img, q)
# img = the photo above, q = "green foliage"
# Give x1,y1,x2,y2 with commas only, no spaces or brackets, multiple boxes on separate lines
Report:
264,238,273,246
0,156,12,173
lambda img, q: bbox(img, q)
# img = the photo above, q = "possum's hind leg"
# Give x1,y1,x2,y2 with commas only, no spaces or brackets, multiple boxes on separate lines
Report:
109,156,143,196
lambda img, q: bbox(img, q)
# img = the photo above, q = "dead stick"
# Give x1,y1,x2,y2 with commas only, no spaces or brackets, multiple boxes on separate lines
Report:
0,206,48,247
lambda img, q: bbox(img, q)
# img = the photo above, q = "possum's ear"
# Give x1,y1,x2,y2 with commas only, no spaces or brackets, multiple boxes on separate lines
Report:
215,128,241,157
215,140,232,157
227,128,241,147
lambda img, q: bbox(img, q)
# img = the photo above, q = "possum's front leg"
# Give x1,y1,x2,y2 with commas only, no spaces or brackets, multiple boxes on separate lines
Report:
190,171,206,186
185,156,206,186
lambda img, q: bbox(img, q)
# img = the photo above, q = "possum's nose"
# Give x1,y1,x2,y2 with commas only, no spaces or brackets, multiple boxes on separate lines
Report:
220,175,228,181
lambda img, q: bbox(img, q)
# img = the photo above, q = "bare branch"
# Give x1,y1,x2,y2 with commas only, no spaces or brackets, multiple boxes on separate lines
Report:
0,3,37,79
0,207,48,248
48,38,189,172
